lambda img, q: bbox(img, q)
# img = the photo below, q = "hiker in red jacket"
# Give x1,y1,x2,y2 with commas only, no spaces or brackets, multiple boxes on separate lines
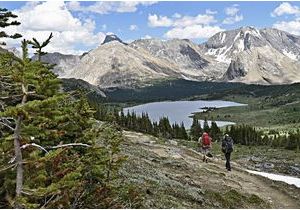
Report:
199,132,212,163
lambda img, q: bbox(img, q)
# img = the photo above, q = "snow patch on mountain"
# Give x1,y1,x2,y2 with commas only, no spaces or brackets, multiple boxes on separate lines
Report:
282,49,298,61
37,26,300,88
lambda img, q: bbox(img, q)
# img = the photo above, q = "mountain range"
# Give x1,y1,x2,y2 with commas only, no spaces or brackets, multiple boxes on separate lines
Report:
37,26,300,89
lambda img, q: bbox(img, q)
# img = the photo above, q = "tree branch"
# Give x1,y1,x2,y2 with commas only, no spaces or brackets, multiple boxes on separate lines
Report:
21,143,49,154
21,190,33,196
0,81,17,86
0,121,14,131
8,156,16,164
41,194,56,209
0,102,4,111
48,143,91,149
20,142,91,154
0,94,23,100
0,163,16,172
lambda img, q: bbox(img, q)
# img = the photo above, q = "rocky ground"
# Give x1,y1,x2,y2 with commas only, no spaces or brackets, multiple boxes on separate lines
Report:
231,146,300,178
119,131,300,208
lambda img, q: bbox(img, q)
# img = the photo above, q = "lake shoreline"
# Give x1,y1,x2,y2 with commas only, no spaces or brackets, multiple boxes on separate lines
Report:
123,99,247,129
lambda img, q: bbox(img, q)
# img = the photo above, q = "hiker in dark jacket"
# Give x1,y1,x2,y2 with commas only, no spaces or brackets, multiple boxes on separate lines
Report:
222,134,234,171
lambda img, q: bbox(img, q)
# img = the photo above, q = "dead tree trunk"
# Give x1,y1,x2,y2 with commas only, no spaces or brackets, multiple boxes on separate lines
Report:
14,115,23,197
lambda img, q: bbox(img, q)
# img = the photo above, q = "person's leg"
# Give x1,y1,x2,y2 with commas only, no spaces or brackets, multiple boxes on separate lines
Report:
225,152,231,171
228,152,231,171
205,149,210,163
225,153,230,170
203,148,209,162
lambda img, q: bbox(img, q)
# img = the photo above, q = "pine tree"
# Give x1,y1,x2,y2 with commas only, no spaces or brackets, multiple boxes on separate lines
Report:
210,121,221,141
180,122,188,140
0,8,22,45
203,117,210,133
190,116,202,141
0,36,132,208
158,117,172,139
152,122,159,137
28,33,53,61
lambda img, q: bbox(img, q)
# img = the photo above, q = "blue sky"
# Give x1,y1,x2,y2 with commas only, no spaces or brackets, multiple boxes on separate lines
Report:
1,1,300,54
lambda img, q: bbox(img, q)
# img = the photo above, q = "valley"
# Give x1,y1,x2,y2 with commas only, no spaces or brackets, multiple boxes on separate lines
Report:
101,79,300,131
99,79,300,181
1,3,300,208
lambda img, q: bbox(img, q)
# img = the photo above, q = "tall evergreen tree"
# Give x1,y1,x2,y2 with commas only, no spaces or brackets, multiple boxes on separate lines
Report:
180,122,188,140
0,36,132,208
210,121,221,141
158,117,172,139
28,33,53,61
190,116,202,141
203,117,210,133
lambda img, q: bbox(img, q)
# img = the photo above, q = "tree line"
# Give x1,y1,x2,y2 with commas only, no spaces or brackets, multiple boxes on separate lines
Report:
93,102,300,151
227,125,300,151
92,103,223,141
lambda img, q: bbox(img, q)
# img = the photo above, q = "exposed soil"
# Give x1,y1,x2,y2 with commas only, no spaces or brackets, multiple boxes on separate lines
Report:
120,131,300,208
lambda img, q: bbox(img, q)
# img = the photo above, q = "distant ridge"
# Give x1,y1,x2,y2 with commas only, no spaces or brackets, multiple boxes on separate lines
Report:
37,27,300,88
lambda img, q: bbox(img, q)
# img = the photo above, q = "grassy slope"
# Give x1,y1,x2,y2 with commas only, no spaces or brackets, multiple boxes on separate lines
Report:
194,94,300,131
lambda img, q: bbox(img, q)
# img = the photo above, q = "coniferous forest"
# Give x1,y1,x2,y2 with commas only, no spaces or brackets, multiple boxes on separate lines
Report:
93,103,300,151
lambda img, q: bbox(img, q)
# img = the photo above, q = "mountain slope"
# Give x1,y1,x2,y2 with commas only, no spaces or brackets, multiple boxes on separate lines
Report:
38,27,300,88
63,39,186,88
200,27,300,84
33,52,81,76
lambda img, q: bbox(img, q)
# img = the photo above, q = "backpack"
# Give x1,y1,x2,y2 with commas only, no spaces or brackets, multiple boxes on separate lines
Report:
222,137,233,153
202,135,211,146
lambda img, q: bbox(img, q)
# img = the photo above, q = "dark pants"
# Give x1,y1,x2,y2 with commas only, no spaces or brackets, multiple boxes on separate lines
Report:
225,152,231,170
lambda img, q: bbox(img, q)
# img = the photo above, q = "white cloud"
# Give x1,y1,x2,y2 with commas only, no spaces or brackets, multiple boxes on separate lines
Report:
3,1,105,55
129,24,138,31
149,11,223,40
225,6,239,16
223,4,243,25
67,1,157,14
173,14,217,27
142,34,152,39
172,13,182,18
271,2,300,17
148,14,173,27
206,9,218,15
223,14,243,25
148,13,216,28
164,25,224,39
271,3,300,35
273,19,300,35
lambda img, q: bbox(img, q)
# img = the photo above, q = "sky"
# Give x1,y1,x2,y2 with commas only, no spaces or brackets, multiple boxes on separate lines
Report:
1,1,300,55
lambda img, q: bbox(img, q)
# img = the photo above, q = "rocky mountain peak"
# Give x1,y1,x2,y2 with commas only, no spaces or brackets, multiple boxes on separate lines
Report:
102,34,127,45
35,26,300,88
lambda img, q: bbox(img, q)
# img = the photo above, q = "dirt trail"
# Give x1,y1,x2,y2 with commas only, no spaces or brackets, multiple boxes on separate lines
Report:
183,149,299,208
122,131,300,208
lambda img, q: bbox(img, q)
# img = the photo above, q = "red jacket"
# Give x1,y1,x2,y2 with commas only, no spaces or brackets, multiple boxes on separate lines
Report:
202,133,212,148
